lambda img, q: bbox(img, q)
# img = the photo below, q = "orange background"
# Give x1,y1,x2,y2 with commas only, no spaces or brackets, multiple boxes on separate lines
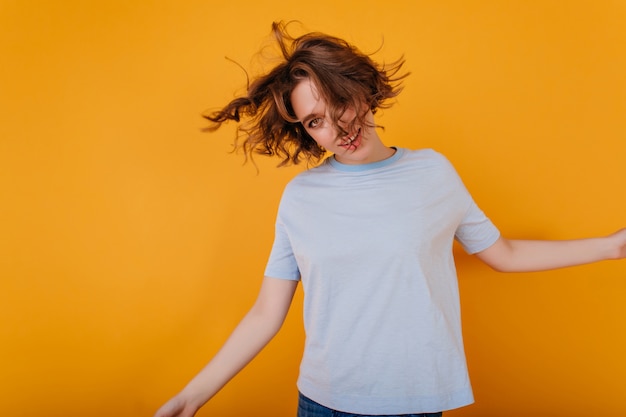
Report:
1,1,625,416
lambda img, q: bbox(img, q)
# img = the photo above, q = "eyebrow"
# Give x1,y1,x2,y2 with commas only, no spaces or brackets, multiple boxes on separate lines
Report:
299,113,321,124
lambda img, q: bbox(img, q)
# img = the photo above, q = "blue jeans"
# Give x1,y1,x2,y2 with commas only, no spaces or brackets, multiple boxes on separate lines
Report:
297,392,443,417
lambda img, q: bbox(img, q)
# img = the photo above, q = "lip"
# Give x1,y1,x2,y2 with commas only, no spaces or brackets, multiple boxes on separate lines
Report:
339,128,362,150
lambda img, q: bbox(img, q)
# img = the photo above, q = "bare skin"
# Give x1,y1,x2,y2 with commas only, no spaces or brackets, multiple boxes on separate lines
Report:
153,79,626,417
290,78,394,166
154,277,298,417
476,229,626,272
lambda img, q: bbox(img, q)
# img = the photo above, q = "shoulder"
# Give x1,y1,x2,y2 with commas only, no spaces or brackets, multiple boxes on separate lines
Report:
396,148,468,194
287,157,333,183
279,157,334,197
401,147,450,164
397,148,457,173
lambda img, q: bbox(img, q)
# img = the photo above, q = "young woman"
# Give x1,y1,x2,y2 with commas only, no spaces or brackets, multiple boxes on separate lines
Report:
154,22,626,417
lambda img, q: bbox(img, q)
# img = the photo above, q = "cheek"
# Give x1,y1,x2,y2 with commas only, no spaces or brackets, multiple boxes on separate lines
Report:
309,127,336,146
344,108,357,120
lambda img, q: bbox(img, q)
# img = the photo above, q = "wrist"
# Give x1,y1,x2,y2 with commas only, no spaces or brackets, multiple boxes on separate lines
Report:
178,386,209,411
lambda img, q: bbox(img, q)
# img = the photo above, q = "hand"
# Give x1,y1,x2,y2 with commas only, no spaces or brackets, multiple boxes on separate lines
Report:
153,394,199,417
608,228,626,260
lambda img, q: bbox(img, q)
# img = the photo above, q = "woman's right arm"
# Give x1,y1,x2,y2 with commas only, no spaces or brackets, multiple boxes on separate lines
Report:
153,276,299,417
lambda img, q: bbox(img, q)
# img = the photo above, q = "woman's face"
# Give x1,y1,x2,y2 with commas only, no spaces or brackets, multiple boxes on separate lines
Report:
290,78,391,165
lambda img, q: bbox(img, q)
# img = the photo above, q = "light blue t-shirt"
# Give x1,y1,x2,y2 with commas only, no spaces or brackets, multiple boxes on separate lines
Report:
265,148,500,414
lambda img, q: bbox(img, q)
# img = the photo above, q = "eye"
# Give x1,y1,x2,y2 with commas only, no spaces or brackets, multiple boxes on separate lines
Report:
307,117,323,129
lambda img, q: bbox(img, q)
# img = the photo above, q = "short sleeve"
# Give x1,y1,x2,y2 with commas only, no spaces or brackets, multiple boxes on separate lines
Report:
455,199,500,254
264,218,301,280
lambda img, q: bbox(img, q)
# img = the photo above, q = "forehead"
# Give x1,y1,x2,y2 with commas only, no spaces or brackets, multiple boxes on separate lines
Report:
290,78,325,121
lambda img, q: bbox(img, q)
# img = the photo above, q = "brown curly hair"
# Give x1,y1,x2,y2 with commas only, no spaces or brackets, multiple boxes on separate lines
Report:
204,21,409,167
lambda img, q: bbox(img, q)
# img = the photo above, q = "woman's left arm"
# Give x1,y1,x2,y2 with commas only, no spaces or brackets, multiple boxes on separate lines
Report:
475,228,626,273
